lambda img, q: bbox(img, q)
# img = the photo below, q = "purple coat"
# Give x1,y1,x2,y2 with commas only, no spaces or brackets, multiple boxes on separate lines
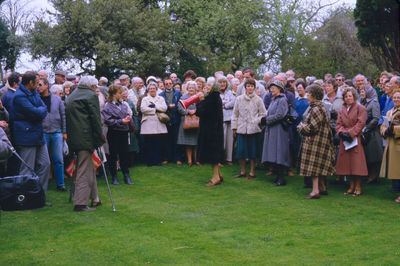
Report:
102,101,130,131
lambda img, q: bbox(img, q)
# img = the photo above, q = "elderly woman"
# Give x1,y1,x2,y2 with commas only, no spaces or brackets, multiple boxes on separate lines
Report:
297,84,335,198
230,78,240,96
261,80,290,186
232,78,266,179
122,88,140,166
380,89,400,202
218,76,236,165
336,87,368,196
195,77,206,93
359,86,383,184
196,81,224,186
177,81,199,166
140,82,168,166
50,84,64,98
102,85,133,185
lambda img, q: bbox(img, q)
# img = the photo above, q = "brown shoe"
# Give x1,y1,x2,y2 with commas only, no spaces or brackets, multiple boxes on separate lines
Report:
246,174,256,180
226,161,233,166
304,193,320,199
74,205,96,212
177,161,182,165
206,179,222,187
90,200,102,207
162,161,168,165
288,170,294,177
265,171,273,176
234,173,246,178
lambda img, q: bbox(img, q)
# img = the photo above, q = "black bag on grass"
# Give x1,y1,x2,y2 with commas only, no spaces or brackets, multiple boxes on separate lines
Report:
0,146,45,211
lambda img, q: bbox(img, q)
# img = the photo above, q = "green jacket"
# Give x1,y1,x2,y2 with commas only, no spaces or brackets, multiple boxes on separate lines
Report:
66,86,103,152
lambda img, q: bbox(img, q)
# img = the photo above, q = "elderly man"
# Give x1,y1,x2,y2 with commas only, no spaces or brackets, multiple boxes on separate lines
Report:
38,70,48,80
234,70,243,83
66,76,104,212
54,70,66,85
263,71,274,85
119,74,130,88
131,77,145,103
12,71,51,204
170,73,178,80
286,69,295,79
226,74,234,84
353,74,377,99
98,77,109,98
324,73,333,82
236,68,266,98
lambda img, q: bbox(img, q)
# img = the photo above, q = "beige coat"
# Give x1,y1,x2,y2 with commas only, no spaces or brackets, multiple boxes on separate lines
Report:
231,93,266,135
140,95,168,135
379,107,400,179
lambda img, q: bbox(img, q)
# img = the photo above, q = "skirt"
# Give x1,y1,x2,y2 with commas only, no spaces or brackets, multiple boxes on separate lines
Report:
235,133,262,159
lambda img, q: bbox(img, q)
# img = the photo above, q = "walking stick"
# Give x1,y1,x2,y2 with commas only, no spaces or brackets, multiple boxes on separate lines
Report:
96,148,116,212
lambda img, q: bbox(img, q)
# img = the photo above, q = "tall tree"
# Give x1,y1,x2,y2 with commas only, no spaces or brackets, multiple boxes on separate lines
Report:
28,0,177,79
167,0,267,77
354,0,400,71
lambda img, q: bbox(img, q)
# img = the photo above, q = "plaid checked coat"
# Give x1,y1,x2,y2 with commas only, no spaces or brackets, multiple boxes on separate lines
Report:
297,101,335,177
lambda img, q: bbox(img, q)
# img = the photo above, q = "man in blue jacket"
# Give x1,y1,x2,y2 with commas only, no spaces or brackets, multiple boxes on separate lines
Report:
12,71,51,202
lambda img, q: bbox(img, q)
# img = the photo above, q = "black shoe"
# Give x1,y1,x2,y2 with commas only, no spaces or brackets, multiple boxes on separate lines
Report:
112,176,120,185
74,205,96,212
57,185,69,192
275,181,286,186
123,172,134,185
44,202,52,207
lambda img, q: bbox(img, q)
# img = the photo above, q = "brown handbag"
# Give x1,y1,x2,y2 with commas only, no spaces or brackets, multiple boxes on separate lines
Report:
183,114,199,130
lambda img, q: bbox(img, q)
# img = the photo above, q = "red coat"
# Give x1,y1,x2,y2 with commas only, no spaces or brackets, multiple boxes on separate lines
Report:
335,103,368,176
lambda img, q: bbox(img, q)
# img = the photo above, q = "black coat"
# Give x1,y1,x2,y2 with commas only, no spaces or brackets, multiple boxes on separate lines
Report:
196,91,224,164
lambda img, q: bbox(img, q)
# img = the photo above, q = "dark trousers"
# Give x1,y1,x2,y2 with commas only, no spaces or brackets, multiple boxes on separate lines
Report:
107,129,129,177
143,134,163,166
162,124,181,162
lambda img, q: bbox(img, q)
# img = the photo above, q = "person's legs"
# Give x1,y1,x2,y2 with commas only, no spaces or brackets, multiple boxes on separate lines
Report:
345,176,355,194
34,144,51,194
249,159,255,176
51,133,65,188
275,164,286,186
74,150,95,207
239,159,246,175
225,122,233,163
354,176,362,196
118,131,132,184
107,129,119,184
186,146,193,165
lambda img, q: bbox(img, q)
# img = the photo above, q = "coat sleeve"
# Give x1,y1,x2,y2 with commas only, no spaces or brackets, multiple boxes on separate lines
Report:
177,98,189,115
348,104,367,138
297,106,321,136
14,95,47,122
224,92,236,109
265,98,288,125
59,98,66,133
231,98,240,130
102,103,123,127
0,128,11,160
88,94,103,148
155,97,168,113
141,97,156,115
365,100,380,132
0,107,9,122
336,108,345,134
196,93,222,118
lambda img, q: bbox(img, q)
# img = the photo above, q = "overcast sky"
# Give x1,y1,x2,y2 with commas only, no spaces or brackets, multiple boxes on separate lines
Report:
17,0,358,74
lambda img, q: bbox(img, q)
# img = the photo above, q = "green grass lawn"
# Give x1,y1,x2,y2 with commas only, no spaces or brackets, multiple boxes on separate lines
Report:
1,163,399,265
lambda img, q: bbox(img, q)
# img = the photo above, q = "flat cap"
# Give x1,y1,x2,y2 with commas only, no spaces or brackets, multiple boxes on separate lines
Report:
55,70,66,76
268,80,284,91
119,74,129,80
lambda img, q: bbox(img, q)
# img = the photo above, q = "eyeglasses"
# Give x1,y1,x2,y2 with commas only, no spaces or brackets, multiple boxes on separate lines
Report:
38,84,44,86
165,82,172,85
335,79,343,81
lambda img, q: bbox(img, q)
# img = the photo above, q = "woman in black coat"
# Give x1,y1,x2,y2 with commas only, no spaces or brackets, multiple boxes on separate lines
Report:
196,83,224,186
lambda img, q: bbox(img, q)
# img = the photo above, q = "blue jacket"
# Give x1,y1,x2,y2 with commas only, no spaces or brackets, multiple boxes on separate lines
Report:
2,87,17,125
160,89,182,126
379,96,394,126
12,84,47,146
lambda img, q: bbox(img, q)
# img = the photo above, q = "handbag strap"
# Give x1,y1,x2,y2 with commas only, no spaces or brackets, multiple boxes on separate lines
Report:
7,144,37,177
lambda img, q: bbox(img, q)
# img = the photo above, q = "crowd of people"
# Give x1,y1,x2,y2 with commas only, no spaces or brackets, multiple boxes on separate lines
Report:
0,67,399,211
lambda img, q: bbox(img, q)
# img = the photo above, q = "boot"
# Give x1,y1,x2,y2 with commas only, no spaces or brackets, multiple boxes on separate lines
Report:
112,175,120,185
275,168,286,186
123,171,133,185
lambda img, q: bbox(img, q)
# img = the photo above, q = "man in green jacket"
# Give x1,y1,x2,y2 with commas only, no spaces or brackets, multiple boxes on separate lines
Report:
66,76,104,212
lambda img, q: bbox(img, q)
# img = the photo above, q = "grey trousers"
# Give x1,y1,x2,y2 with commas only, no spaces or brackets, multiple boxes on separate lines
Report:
74,150,98,206
17,144,51,194
223,121,234,162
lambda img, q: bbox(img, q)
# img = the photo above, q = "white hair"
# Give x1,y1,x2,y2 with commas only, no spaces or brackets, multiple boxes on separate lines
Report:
79,75,98,88
264,71,274,78
186,80,198,91
206,77,215,85
132,77,143,84
230,78,240,86
286,69,295,77
214,71,224,77
99,76,108,83
353,74,367,86
50,84,63,94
